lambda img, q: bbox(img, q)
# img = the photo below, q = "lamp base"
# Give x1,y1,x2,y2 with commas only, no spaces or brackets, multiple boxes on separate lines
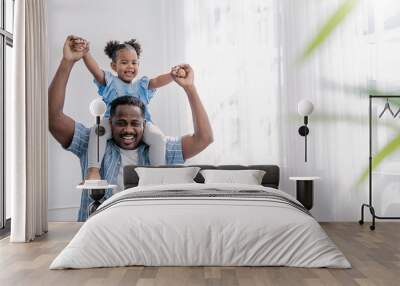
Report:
298,126,309,136
88,188,105,216
95,125,106,136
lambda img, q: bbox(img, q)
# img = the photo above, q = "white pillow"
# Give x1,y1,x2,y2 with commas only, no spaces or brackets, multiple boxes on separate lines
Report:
200,169,266,185
135,167,201,186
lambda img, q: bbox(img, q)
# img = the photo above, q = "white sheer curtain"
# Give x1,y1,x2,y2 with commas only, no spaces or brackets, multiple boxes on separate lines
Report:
182,0,281,165
9,0,48,242
176,0,375,220
277,0,371,220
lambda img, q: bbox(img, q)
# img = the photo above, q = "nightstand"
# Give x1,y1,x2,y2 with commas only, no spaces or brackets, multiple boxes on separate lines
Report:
289,177,320,210
77,184,117,216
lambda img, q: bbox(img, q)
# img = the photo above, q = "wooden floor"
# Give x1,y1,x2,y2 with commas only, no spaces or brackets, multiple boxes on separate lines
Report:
0,222,399,286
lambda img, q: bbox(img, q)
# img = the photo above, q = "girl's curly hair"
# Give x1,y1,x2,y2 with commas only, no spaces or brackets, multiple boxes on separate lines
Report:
104,39,142,61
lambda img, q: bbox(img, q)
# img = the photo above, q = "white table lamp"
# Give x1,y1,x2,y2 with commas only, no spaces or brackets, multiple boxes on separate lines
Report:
76,98,117,216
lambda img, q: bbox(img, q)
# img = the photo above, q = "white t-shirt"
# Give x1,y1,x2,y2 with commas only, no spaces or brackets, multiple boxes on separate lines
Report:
116,148,139,193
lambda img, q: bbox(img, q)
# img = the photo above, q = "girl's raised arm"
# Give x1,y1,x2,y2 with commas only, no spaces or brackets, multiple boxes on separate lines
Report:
148,72,173,89
148,67,186,89
82,42,105,85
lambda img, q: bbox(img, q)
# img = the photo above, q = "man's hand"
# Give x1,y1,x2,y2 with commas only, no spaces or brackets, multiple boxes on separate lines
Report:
63,35,88,63
171,64,194,89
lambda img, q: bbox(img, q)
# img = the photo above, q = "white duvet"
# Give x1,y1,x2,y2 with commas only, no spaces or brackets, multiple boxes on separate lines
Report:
50,183,351,269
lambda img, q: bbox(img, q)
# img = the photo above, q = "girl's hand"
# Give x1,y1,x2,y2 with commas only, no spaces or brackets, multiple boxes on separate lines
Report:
70,37,89,54
171,64,194,89
75,40,90,55
63,35,88,62
171,66,186,78
177,68,186,78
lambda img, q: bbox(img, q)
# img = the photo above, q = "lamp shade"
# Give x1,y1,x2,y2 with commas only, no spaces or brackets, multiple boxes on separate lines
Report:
297,100,314,116
89,98,106,117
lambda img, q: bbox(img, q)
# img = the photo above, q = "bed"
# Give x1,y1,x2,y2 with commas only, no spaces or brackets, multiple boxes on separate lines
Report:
50,165,350,269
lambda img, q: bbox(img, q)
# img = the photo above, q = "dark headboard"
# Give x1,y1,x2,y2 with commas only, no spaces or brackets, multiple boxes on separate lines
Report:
123,165,280,189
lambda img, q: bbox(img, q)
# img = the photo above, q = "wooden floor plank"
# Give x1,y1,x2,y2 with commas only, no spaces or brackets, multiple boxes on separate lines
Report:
0,222,399,286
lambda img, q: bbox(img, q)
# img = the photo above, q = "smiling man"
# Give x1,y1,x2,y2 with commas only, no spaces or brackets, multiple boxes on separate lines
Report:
109,97,146,149
48,36,213,221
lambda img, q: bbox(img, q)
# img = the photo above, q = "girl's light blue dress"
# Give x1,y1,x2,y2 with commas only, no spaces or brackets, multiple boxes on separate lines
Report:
94,71,156,121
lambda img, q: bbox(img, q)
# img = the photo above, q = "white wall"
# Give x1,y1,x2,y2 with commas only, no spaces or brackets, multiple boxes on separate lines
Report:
47,0,189,221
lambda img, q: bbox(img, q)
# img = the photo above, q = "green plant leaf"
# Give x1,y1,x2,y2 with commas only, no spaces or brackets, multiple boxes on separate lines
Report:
357,133,400,185
299,0,359,62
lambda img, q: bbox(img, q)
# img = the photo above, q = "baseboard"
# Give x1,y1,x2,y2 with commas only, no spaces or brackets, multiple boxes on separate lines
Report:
48,206,79,222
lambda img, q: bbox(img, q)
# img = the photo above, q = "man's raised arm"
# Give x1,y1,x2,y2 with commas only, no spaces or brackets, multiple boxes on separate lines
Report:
171,64,214,160
48,36,87,148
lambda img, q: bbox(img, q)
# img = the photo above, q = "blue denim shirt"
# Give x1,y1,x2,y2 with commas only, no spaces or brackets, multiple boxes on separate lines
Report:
66,122,184,221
